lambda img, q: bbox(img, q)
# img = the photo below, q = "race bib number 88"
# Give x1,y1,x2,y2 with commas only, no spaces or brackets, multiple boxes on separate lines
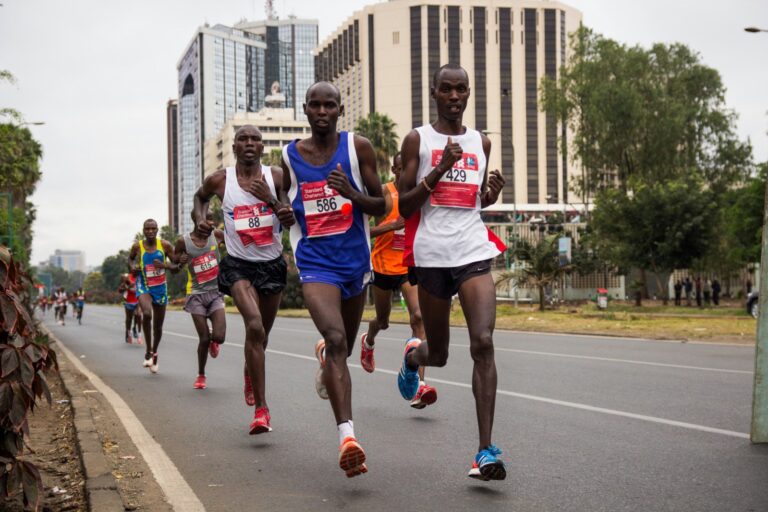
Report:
301,180,353,238
233,204,275,247
429,150,481,209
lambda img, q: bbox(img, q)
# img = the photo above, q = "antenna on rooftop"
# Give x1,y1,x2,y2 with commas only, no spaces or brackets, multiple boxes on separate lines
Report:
265,0,277,20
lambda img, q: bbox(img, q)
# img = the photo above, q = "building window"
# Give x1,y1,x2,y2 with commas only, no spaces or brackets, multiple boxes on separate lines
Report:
393,31,399,44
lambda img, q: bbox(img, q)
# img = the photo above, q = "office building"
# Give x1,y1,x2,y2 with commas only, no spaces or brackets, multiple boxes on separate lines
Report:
314,0,582,208
48,250,86,273
166,100,180,234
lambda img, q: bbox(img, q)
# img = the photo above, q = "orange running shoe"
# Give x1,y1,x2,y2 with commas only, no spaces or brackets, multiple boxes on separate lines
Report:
193,375,207,389
360,333,375,373
249,406,272,435
410,383,438,409
339,437,367,478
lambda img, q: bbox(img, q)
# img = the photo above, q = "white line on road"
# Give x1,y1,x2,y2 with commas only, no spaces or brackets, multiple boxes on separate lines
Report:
163,331,750,440
53,333,206,512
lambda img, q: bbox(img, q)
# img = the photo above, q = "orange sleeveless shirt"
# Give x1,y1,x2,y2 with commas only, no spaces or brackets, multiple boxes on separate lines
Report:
371,182,407,275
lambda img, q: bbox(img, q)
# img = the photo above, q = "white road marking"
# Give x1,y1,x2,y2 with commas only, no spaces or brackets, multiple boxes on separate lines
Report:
52,332,205,512
162,331,750,440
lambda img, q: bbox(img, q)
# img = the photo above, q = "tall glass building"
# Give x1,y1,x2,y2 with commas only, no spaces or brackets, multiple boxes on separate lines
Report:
173,19,317,234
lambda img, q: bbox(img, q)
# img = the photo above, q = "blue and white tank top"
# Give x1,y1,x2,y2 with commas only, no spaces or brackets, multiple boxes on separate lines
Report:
282,132,372,279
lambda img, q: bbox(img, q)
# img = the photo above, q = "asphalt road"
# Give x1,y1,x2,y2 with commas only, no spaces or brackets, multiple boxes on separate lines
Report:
42,305,768,512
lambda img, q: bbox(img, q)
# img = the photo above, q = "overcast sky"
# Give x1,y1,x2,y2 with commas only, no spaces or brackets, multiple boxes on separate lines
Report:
1,0,766,269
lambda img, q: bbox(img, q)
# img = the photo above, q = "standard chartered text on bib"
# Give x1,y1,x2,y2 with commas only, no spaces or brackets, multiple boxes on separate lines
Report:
301,180,353,238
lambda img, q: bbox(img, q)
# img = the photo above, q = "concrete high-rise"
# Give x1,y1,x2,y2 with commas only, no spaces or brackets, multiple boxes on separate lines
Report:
174,18,317,234
166,99,179,234
314,1,582,208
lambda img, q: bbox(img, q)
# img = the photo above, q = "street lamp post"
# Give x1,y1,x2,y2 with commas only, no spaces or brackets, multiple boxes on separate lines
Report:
746,25,768,444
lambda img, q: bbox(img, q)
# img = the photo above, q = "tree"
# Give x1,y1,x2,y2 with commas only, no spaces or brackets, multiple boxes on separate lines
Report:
83,271,105,292
540,27,752,197
590,180,716,304
263,148,283,167
497,234,574,310
354,112,399,181
100,250,129,291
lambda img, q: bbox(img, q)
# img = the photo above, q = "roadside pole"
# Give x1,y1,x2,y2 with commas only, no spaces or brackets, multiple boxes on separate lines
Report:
751,177,768,443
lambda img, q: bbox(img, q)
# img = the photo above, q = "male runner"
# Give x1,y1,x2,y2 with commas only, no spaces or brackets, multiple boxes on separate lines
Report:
362,152,437,409
281,81,384,477
173,212,227,390
118,272,142,344
128,219,179,373
193,124,294,434
74,287,85,325
397,63,507,481
53,287,67,325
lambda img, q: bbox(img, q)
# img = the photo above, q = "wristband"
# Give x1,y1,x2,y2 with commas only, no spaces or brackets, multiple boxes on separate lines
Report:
421,177,434,193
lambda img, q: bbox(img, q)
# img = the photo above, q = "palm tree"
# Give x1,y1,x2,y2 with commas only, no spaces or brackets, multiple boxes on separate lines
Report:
496,234,574,310
354,112,399,181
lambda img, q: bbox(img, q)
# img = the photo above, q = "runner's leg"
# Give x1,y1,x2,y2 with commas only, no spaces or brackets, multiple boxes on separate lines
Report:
151,303,166,355
230,281,268,409
407,287,452,369
364,286,393,346
138,294,153,360
190,313,210,376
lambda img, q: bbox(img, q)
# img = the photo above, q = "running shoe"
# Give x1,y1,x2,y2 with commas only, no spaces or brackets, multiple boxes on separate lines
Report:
249,406,272,434
135,334,143,345
150,353,159,374
209,341,221,358
132,327,138,339
142,353,153,368
397,338,421,400
410,383,438,409
125,332,132,344
360,333,375,373
467,445,506,481
314,339,329,400
243,373,255,406
338,436,367,478
193,375,207,389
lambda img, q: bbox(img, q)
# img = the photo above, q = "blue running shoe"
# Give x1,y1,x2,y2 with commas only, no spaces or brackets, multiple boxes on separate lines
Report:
397,338,421,400
468,444,507,481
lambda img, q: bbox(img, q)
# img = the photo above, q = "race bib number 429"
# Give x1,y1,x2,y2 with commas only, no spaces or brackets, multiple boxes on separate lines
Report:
429,150,481,209
301,180,353,238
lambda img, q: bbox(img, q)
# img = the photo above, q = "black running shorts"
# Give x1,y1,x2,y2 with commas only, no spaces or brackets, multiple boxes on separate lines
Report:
371,271,408,291
407,259,492,300
218,255,287,296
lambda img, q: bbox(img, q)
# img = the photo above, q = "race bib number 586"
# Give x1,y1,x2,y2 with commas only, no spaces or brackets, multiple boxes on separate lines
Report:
430,150,481,209
301,180,353,238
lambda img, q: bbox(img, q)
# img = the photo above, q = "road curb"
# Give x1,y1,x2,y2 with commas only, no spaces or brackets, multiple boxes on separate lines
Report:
41,325,125,512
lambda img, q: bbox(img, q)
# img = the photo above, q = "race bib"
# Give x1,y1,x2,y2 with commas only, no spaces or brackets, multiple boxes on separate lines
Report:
392,226,405,251
429,150,481,208
233,204,275,247
144,264,166,287
301,180,353,238
191,252,219,284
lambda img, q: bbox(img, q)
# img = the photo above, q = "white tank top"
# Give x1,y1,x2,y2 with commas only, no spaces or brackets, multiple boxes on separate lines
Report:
403,124,501,267
222,165,283,261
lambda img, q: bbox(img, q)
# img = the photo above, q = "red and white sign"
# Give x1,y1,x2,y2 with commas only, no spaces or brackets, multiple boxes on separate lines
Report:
429,150,480,209
301,180,353,238
191,252,219,284
234,204,274,247
144,264,166,287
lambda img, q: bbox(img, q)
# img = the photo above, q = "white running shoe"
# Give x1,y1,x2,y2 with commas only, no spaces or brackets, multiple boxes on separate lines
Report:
150,354,159,374
142,354,153,368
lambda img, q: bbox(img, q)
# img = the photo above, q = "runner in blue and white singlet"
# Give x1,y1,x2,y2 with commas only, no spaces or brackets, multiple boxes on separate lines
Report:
280,81,384,478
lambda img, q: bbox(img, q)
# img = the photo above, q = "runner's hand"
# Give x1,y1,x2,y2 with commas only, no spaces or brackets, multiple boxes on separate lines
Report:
179,253,189,265
196,219,213,237
391,217,405,231
276,204,295,228
437,137,463,174
328,164,355,198
486,169,505,201
247,176,273,204
152,257,166,269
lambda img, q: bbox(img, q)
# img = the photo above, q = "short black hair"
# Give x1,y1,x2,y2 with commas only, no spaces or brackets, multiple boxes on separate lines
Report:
432,63,468,87
234,124,260,139
305,81,341,104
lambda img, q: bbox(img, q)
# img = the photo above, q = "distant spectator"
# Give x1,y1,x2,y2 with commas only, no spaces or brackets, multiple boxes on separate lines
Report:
711,278,721,306
703,279,712,306
673,280,683,306
684,277,693,306
746,278,753,295
695,276,703,308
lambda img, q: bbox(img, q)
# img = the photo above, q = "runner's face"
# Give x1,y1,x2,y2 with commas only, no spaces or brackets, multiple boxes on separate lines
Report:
233,128,263,165
392,155,403,181
432,69,470,121
304,85,343,135
143,222,158,241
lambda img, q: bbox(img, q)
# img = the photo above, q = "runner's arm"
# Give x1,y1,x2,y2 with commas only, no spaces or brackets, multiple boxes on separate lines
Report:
213,228,225,248
162,240,182,273
478,135,503,208
271,165,295,228
369,185,400,238
128,242,141,275
172,238,188,266
193,170,226,237
326,136,384,216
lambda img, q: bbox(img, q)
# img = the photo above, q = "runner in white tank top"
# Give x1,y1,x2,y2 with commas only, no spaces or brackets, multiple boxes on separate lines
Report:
397,64,508,482
192,124,296,436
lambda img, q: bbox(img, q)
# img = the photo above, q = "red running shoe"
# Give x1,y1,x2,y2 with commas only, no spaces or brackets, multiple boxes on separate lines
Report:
360,333,375,373
193,375,207,389
410,383,438,409
209,341,220,358
244,373,255,406
339,436,367,478
249,406,272,435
